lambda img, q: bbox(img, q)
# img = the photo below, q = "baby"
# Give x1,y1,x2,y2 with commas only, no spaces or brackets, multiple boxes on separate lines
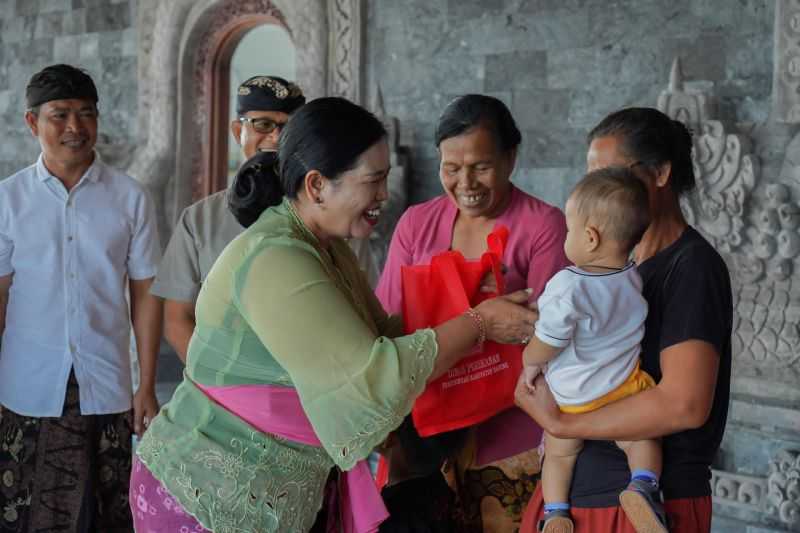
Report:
523,167,667,533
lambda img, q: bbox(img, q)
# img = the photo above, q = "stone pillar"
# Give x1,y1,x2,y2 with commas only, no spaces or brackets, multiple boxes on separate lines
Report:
327,0,365,103
774,0,800,123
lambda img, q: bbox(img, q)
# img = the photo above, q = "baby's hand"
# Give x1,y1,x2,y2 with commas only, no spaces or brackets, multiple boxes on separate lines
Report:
523,364,542,392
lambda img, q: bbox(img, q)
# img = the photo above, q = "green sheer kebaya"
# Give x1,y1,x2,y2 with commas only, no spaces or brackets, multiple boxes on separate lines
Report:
136,199,438,532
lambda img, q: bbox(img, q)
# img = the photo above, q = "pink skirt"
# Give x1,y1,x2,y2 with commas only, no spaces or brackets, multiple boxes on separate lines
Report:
129,456,209,532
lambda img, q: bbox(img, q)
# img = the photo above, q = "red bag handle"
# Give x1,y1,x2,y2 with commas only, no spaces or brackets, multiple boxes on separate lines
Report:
480,225,509,296
431,252,472,311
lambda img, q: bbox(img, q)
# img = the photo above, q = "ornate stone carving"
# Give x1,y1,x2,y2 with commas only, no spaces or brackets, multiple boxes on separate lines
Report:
711,450,800,529
653,12,800,532
128,0,367,237
766,449,800,527
188,0,289,198
328,0,364,103
782,133,800,188
657,58,712,126
734,181,800,376
774,0,800,123
179,0,357,201
658,57,756,254
711,468,768,513
680,119,757,253
657,57,800,381
192,0,288,134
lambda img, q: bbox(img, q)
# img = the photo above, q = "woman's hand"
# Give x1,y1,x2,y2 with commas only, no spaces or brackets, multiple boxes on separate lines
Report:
475,289,538,344
429,289,537,382
514,371,563,436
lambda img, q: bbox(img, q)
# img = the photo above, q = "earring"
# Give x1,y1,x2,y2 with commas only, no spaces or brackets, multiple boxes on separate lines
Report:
315,196,323,204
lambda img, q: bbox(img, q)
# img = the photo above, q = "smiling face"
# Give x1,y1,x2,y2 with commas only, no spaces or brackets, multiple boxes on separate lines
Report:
25,98,98,169
439,124,516,220
315,138,391,241
230,110,290,159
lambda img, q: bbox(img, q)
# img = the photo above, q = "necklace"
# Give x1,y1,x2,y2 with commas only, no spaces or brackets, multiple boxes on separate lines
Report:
285,199,320,245
285,199,340,280
283,199,378,335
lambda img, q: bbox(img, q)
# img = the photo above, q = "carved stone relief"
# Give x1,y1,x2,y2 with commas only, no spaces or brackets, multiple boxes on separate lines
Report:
766,449,800,527
659,58,800,384
710,448,800,530
711,468,767,514
328,0,364,103
658,54,800,531
126,0,365,242
186,0,290,199
681,119,757,254
657,58,713,125
774,0,800,123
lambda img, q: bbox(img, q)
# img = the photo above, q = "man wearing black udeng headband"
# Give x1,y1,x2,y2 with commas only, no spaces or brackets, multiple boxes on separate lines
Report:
0,64,162,532
150,75,307,363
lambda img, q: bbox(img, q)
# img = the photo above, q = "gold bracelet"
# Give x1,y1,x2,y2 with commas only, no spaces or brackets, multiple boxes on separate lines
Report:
464,308,486,349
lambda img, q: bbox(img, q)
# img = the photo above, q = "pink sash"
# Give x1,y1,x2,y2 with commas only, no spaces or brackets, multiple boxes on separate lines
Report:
196,382,389,533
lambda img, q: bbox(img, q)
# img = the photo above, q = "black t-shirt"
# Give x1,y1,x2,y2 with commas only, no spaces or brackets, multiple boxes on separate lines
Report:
569,227,733,506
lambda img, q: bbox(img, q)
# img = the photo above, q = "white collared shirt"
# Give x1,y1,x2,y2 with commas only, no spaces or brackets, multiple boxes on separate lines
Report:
0,154,160,416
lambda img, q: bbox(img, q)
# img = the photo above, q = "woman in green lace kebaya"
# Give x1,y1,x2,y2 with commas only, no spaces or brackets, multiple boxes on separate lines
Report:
130,97,538,532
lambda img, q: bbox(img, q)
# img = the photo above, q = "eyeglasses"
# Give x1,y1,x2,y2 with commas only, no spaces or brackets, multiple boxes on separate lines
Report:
239,117,285,134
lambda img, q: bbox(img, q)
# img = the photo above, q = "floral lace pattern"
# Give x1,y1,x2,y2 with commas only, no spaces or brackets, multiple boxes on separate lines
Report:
137,328,438,532
136,389,332,532
331,329,438,469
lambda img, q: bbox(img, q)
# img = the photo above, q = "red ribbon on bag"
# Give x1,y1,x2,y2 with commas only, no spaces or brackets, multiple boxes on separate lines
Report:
400,226,523,436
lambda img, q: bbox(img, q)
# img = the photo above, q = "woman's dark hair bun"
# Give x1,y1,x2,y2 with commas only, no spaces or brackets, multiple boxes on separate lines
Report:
228,150,283,228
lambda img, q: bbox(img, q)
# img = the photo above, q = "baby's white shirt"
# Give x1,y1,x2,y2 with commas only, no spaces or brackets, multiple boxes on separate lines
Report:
534,264,647,407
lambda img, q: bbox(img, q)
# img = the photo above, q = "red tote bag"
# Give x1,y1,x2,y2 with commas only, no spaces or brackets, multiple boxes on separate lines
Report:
401,226,524,437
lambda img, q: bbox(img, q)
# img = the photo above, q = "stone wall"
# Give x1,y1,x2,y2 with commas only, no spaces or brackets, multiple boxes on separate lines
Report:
366,0,775,207
0,0,138,177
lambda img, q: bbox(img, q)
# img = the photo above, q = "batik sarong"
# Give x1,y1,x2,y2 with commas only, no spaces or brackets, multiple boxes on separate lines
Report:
0,371,134,532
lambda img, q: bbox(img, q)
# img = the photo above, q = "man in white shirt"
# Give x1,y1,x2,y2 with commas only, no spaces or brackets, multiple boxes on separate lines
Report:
0,64,161,532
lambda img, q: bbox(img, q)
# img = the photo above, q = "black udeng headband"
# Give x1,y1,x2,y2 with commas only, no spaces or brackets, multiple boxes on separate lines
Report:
236,75,305,115
26,64,98,109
